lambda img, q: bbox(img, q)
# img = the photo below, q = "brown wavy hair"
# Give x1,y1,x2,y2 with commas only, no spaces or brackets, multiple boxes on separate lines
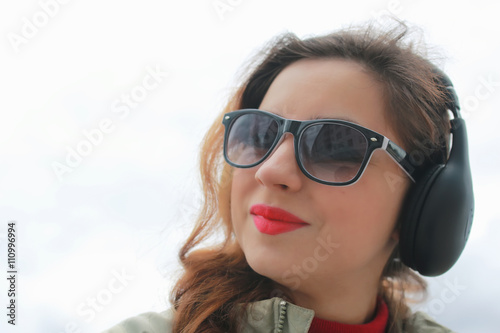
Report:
170,22,451,333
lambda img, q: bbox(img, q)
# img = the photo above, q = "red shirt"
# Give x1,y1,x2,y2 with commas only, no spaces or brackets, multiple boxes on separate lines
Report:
308,299,388,333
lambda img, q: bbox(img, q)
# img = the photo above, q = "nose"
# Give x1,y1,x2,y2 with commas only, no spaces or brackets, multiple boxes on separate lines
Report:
254,133,303,191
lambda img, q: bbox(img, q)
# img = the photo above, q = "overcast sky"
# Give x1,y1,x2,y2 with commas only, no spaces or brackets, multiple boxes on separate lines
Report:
0,0,499,332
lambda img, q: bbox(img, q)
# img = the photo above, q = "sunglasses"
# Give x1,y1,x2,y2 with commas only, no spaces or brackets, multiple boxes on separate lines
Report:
222,109,417,186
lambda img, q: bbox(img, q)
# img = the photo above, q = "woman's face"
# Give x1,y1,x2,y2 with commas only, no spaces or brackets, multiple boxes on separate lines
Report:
230,58,410,296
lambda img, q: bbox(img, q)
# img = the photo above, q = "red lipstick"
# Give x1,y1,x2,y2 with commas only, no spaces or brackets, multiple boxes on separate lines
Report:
250,204,309,235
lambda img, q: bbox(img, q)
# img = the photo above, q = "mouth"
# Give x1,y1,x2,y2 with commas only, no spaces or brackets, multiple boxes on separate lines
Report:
250,204,309,235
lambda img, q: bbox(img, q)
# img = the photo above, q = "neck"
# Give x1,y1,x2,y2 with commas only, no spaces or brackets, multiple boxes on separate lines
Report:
288,271,382,324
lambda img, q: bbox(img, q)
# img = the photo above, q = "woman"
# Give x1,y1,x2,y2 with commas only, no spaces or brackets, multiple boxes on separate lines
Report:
104,22,473,333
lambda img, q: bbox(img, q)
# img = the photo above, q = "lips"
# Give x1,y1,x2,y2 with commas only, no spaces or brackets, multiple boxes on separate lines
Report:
250,204,309,235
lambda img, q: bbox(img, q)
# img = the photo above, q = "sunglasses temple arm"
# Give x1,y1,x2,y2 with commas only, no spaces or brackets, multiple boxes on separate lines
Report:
382,138,416,183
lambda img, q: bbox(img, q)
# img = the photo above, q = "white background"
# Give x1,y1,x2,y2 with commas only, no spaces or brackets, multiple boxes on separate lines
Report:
0,0,499,332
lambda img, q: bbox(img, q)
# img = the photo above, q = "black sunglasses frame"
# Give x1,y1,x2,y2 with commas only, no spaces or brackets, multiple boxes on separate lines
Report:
222,109,416,186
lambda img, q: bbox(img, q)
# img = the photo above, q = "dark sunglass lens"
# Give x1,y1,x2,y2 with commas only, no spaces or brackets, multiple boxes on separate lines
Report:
226,113,279,166
299,123,368,183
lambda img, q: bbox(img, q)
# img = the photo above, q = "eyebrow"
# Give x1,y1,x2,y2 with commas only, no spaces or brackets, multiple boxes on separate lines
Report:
311,114,359,124
261,108,359,124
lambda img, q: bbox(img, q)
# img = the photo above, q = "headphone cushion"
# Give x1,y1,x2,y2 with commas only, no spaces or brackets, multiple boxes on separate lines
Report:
399,164,444,272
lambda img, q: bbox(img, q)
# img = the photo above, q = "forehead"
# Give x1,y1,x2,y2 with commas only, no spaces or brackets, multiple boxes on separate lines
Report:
258,58,394,139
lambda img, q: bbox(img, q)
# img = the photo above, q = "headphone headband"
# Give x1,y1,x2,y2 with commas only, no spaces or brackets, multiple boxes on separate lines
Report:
432,67,460,113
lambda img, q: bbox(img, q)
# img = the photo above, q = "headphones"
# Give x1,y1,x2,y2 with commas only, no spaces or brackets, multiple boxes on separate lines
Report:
398,68,475,276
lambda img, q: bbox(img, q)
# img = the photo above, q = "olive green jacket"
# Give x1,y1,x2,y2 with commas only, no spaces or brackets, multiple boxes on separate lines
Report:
102,297,455,333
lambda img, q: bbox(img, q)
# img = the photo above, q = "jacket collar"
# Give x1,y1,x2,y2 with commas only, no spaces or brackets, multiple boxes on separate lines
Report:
237,297,451,333
240,297,314,333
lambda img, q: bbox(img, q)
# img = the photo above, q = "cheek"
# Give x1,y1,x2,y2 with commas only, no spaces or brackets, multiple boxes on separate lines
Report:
355,177,409,245
317,176,409,259
230,169,255,235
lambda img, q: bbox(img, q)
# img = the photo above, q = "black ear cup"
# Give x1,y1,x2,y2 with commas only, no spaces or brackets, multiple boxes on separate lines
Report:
399,117,474,276
399,164,443,272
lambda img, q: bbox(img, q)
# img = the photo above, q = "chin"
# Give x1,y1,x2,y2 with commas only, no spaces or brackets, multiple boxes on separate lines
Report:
244,248,283,277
